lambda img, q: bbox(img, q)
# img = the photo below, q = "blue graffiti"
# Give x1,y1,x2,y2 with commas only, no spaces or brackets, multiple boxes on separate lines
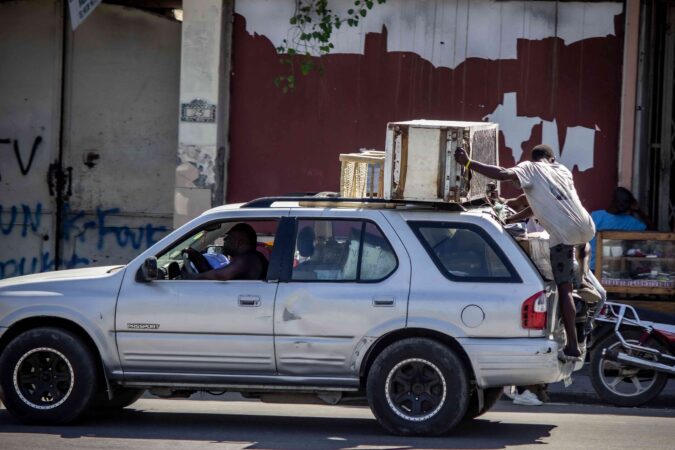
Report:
0,252,90,279
0,202,169,279
61,204,167,251
0,203,42,237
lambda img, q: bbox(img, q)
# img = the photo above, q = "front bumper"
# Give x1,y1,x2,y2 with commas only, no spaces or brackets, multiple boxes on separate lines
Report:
458,337,582,388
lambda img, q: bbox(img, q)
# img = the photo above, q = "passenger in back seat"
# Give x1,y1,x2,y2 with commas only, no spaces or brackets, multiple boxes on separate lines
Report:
293,226,317,279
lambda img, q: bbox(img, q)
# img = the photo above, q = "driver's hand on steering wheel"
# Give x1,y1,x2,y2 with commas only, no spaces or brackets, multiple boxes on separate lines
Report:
181,248,201,279
180,263,196,280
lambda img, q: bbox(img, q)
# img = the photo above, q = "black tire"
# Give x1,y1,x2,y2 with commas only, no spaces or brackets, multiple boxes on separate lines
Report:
463,387,503,421
0,327,98,424
590,329,669,407
366,338,470,436
91,387,145,411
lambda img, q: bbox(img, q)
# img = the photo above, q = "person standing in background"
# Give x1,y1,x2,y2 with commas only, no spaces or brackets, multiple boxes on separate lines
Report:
589,187,655,271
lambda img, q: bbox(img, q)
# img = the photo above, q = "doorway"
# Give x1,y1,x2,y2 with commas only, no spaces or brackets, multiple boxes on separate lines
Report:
640,0,675,231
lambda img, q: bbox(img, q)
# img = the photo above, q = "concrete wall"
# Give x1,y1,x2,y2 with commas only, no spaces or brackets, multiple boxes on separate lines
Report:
0,0,62,278
174,0,233,228
61,3,181,268
229,0,625,211
0,1,181,278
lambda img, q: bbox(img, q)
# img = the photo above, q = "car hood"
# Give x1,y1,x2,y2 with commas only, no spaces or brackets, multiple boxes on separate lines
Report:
0,266,126,289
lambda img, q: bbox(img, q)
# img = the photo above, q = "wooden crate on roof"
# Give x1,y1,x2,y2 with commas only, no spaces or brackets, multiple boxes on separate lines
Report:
339,150,385,198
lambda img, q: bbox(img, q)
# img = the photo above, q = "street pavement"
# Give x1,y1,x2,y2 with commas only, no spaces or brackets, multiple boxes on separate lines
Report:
1,397,673,450
1,362,673,449
547,363,675,407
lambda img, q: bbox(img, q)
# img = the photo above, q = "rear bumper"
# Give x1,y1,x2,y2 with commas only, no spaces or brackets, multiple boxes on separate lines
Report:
458,337,582,388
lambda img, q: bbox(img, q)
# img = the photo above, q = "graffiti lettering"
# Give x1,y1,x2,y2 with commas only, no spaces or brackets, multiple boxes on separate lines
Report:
0,202,169,279
0,136,42,180
0,252,90,280
0,204,43,237
60,204,168,251
96,207,164,250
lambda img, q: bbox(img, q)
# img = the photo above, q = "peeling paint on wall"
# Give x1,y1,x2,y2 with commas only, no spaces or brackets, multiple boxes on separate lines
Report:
237,0,623,68
228,1,624,211
177,143,217,188
484,92,596,171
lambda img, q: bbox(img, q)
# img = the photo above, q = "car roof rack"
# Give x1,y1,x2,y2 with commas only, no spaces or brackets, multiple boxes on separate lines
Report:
240,195,466,211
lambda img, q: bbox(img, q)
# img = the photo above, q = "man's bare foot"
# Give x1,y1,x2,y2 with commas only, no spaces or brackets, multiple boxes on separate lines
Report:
563,346,581,358
558,346,582,363
558,353,583,363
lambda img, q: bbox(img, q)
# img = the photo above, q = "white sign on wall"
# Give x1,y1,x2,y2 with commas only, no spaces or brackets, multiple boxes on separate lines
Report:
68,0,102,30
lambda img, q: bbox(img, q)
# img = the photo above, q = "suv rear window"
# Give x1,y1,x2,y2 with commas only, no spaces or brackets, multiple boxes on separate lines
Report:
409,221,520,283
292,219,397,282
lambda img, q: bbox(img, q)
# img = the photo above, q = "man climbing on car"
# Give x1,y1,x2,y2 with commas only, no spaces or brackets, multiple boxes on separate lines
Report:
455,144,595,361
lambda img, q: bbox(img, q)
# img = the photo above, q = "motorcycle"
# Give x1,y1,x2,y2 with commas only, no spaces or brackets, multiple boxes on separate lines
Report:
589,302,675,406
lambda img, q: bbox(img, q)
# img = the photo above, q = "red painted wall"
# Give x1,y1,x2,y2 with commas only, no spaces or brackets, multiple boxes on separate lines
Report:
228,13,624,212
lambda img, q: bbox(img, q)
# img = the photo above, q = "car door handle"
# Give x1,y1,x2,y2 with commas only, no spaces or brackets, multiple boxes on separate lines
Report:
372,297,395,307
238,295,261,307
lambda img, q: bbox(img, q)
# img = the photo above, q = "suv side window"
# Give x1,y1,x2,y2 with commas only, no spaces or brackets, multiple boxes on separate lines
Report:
155,219,278,280
410,221,520,283
291,219,397,282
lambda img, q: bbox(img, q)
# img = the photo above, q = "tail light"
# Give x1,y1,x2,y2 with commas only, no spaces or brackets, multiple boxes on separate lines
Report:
522,291,547,329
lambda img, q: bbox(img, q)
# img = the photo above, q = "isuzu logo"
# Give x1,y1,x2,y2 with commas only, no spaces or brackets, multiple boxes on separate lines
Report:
126,323,160,330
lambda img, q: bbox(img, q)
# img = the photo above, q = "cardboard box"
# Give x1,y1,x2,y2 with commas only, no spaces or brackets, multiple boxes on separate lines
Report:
517,232,553,281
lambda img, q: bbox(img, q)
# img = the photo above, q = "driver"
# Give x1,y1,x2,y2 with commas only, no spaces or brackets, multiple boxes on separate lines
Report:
184,223,268,281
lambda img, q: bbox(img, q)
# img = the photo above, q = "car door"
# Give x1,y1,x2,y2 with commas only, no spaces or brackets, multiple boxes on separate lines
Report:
115,211,287,382
273,210,411,379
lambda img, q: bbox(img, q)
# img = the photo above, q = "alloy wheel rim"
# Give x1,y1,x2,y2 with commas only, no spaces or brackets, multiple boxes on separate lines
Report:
385,358,447,421
599,339,658,397
13,347,75,410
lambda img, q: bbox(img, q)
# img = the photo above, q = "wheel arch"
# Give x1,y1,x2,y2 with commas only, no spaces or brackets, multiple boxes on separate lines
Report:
0,316,110,394
359,327,476,386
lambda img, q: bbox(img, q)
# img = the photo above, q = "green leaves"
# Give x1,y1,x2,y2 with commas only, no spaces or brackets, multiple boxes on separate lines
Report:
274,74,296,94
275,0,386,92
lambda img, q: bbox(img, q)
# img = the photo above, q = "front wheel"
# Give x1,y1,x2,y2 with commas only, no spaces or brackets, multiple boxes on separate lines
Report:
366,338,470,436
590,329,668,407
0,327,98,424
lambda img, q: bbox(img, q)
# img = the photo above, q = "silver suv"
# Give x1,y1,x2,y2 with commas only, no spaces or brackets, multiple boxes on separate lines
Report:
0,197,581,435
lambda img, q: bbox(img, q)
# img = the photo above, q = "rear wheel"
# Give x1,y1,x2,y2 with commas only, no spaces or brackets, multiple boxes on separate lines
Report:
590,330,668,407
366,338,470,436
0,327,98,424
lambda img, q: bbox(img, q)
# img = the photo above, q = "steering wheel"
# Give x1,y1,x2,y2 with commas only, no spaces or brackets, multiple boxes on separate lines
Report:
181,250,200,276
182,247,215,274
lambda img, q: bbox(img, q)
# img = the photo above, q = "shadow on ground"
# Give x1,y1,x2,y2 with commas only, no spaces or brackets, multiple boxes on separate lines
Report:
492,400,675,418
0,407,554,450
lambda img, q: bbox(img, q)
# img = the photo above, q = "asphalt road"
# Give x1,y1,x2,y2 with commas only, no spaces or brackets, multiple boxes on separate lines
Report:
1,399,673,450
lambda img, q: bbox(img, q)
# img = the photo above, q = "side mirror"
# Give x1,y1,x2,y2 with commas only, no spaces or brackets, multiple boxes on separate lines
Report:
137,256,158,282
